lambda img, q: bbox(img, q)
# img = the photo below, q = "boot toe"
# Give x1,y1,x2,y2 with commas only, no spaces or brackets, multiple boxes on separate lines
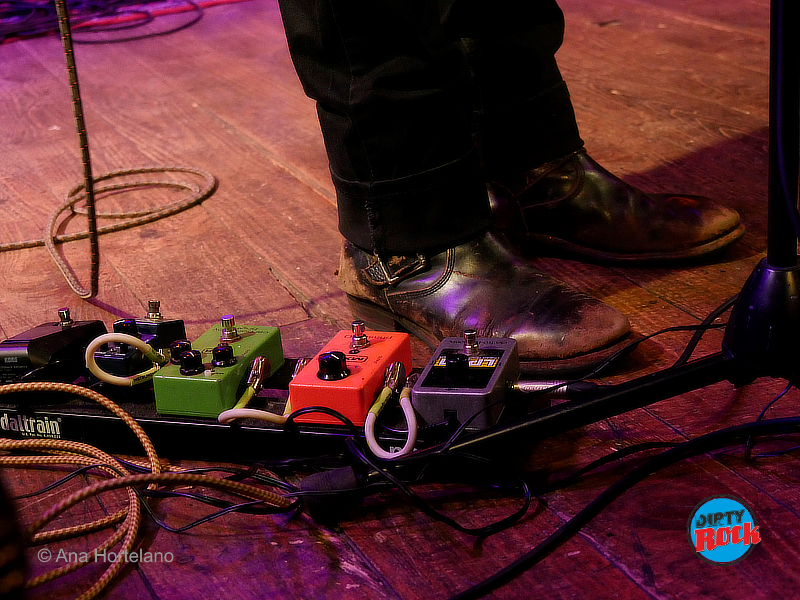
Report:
490,150,745,263
338,231,633,375
508,281,631,361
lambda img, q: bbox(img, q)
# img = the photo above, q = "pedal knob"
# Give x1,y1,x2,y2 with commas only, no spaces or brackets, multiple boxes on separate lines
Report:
179,350,205,375
170,339,192,364
212,343,237,367
317,351,350,381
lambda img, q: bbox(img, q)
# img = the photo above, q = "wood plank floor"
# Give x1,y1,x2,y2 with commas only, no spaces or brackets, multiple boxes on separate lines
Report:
1,1,797,599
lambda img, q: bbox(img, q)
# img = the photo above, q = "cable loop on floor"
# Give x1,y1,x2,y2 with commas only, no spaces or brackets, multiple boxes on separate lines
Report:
0,165,217,299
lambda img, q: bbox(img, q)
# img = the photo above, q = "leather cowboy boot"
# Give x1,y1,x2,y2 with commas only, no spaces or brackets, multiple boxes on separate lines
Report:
488,150,745,263
338,230,631,375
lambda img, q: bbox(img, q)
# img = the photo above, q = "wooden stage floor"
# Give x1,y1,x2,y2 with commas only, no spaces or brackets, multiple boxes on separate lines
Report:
0,0,796,598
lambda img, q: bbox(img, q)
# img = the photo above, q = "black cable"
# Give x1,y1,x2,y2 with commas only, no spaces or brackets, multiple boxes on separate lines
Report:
526,441,679,497
16,361,64,382
582,322,723,379
136,494,290,533
283,405,359,436
747,440,800,459
121,466,300,531
113,458,300,494
744,381,795,460
135,490,298,533
345,438,533,538
447,416,800,600
13,462,120,498
672,294,737,367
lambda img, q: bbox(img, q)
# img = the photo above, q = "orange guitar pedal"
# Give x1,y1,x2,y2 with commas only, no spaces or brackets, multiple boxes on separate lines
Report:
287,321,412,426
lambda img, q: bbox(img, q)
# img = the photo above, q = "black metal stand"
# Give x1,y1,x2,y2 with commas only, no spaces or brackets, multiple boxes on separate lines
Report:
722,0,800,383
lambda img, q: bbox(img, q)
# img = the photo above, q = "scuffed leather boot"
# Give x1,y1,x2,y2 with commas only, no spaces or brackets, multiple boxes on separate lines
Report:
338,230,631,375
488,150,744,263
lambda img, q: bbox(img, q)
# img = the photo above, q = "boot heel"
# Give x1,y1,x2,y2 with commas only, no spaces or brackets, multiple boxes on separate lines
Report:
346,295,401,332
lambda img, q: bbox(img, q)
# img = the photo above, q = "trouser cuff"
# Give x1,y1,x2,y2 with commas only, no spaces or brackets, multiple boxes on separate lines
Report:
334,149,492,255
476,81,584,180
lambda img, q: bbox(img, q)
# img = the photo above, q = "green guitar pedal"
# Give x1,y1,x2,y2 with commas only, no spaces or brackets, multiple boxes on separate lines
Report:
153,315,284,418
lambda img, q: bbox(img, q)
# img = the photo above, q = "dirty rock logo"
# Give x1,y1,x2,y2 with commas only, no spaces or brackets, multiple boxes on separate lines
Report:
687,496,760,564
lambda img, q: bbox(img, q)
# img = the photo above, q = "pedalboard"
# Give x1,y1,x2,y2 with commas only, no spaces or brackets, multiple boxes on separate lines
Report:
153,315,284,418
0,309,107,383
412,331,520,431
288,321,412,426
0,308,560,460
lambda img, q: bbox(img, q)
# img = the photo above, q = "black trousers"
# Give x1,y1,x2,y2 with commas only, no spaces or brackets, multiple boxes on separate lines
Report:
278,0,584,255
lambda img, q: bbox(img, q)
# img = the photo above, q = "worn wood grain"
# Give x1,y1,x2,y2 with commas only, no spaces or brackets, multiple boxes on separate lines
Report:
17,15,350,329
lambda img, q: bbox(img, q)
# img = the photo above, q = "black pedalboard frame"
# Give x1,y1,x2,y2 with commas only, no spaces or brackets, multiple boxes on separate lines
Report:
0,360,420,463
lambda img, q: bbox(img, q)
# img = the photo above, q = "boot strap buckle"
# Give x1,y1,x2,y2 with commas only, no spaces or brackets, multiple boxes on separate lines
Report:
366,253,428,286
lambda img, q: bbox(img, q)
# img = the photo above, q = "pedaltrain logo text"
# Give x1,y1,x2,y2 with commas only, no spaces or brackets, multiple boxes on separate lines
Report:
0,412,62,439
688,496,760,564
